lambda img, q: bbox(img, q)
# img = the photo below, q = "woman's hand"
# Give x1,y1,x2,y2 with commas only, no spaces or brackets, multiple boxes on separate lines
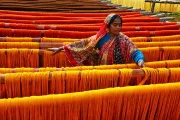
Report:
47,48,59,52
47,47,63,56
138,60,145,68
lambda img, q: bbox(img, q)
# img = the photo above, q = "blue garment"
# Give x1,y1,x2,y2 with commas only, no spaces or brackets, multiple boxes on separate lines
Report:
95,33,111,50
132,50,144,64
95,33,144,64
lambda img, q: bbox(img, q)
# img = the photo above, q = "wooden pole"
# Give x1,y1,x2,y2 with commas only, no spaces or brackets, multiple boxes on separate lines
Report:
151,0,156,13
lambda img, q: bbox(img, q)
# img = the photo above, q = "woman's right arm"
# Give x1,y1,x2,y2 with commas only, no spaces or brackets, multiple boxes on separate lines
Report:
47,39,89,56
47,35,96,56
47,46,64,55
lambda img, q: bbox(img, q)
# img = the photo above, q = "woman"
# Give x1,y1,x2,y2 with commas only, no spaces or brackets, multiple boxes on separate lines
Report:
48,13,145,67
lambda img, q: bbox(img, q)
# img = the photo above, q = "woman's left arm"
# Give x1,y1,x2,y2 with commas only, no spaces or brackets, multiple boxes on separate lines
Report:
125,36,145,67
132,50,145,67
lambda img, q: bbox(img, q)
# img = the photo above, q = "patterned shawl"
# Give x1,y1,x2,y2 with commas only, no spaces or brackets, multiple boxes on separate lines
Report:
63,13,137,66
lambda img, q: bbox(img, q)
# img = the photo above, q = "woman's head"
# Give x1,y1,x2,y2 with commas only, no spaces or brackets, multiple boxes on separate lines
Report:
106,14,122,36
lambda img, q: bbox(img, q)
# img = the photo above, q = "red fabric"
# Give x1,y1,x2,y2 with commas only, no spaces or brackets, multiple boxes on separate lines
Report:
96,23,107,40
0,10,140,16
64,46,79,66
154,30,180,36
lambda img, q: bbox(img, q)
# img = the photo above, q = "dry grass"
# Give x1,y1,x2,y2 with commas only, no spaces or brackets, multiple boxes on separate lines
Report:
166,12,180,22
156,12,180,22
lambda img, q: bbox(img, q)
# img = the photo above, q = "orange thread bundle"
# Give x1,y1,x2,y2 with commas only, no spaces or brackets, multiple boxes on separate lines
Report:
157,68,169,83
6,37,32,42
7,49,19,68
135,41,180,48
5,73,21,98
15,68,34,72
66,71,79,93
31,72,49,96
5,42,39,49
0,68,12,74
41,37,78,42
140,47,160,62
51,71,66,94
4,72,49,97
43,51,71,67
151,35,180,42
145,61,166,68
1,82,180,119
19,49,39,67
39,67,57,72
162,47,180,61
169,68,180,83
165,59,180,68
119,69,132,87
131,37,147,42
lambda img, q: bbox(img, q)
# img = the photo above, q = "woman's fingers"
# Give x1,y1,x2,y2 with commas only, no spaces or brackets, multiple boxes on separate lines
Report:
141,64,145,68
138,60,145,68
47,48,59,52
52,47,63,56
47,48,62,56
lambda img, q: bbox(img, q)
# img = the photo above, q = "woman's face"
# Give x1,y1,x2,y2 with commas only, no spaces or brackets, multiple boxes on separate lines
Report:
109,18,122,36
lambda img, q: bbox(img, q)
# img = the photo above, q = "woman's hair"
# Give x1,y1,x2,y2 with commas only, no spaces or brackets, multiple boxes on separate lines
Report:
107,15,122,28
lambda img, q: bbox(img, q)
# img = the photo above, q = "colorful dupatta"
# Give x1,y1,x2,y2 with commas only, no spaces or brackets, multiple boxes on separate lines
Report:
63,13,137,66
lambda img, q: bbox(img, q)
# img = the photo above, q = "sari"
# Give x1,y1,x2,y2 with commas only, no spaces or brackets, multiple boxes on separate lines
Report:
63,13,138,66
